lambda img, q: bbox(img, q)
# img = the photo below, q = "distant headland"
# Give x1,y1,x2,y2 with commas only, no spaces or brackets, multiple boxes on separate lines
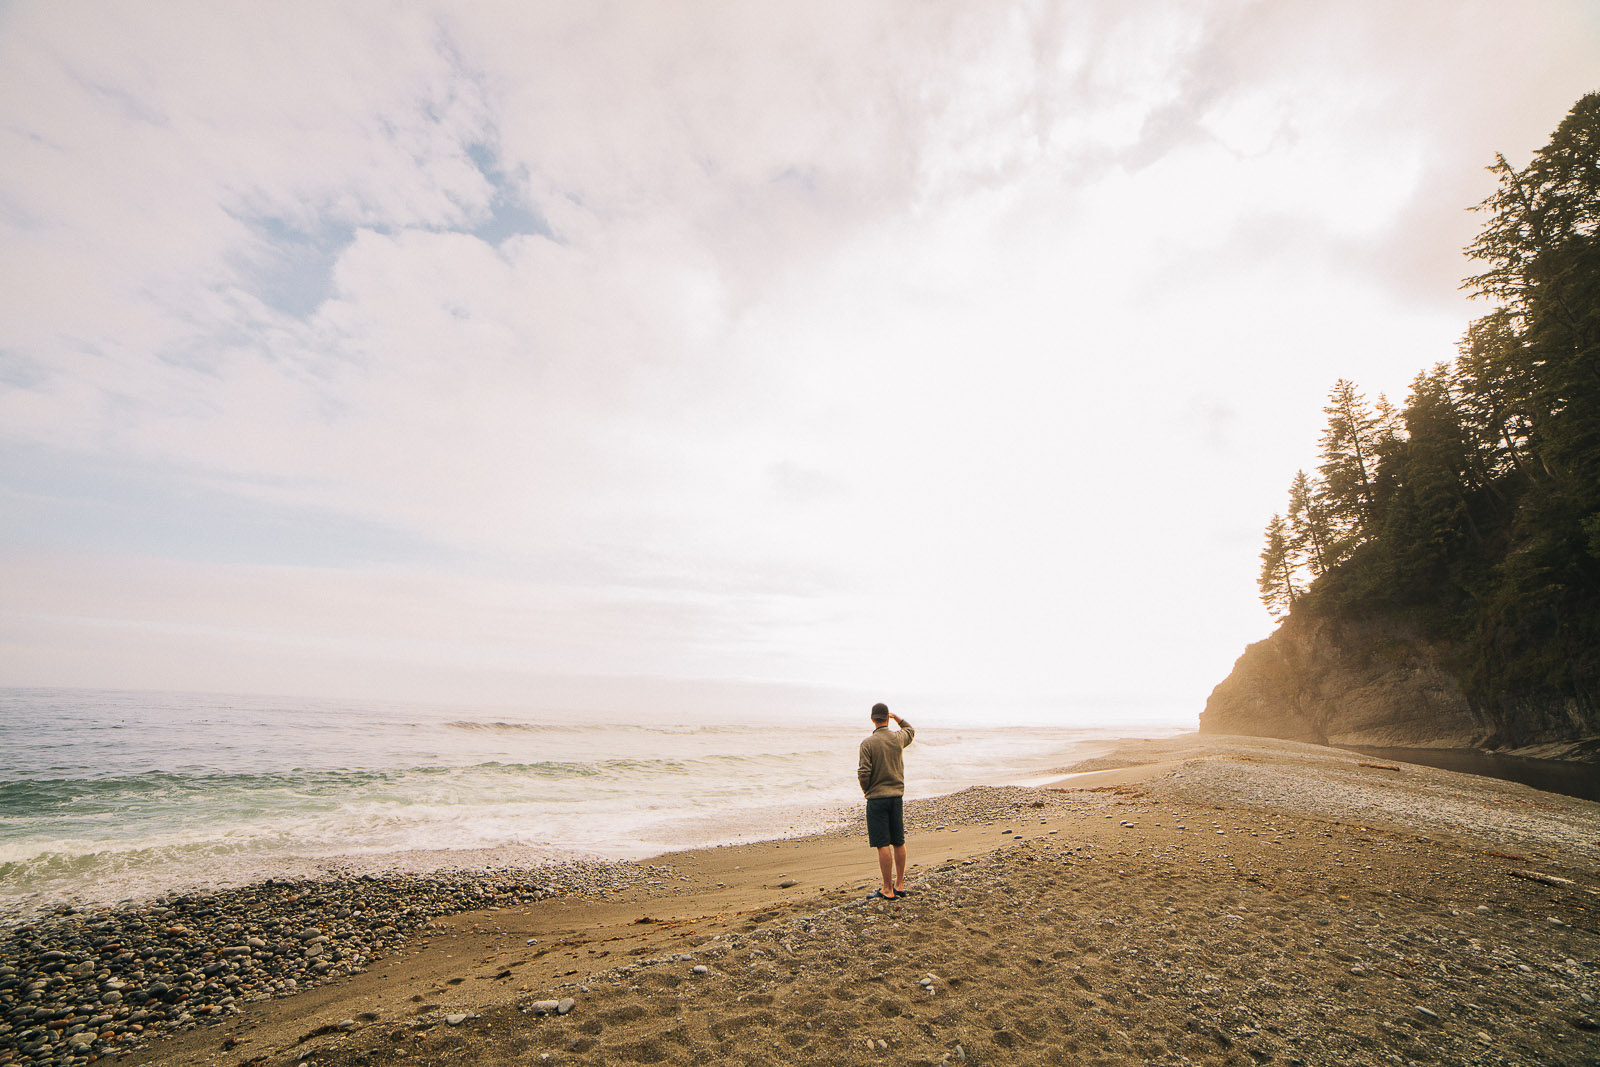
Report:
1202,92,1600,762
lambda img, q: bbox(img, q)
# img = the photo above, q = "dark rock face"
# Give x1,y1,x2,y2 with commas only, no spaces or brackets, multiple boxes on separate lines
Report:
1200,613,1600,759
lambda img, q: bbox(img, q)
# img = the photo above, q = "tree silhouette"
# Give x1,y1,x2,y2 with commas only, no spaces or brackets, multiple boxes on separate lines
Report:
1253,92,1600,732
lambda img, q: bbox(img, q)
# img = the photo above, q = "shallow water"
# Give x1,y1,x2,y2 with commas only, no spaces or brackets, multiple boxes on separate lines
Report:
0,687,1183,910
1340,745,1600,802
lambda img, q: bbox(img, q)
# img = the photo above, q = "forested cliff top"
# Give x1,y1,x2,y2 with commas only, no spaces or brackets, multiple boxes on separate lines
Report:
1203,93,1600,753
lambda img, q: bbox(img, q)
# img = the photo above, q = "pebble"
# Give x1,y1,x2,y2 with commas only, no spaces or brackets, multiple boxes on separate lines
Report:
0,860,643,1061
10,769,1592,1065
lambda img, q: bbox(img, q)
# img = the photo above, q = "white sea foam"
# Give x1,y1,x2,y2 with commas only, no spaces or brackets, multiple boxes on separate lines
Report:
0,687,1188,912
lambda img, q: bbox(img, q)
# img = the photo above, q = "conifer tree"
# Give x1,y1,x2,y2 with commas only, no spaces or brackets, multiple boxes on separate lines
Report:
1466,92,1600,510
1285,469,1336,576
1317,379,1382,538
1257,514,1299,619
1250,93,1600,723
1454,308,1541,488
1396,367,1479,566
1373,395,1406,447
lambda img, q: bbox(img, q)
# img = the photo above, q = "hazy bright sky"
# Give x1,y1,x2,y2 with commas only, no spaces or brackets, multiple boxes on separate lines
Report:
1,2,1597,724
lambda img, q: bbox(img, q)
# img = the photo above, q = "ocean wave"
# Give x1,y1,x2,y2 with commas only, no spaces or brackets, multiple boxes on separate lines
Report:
0,768,399,808
434,719,775,736
0,687,1191,916
0,754,843,828
0,778,863,916
0,758,687,797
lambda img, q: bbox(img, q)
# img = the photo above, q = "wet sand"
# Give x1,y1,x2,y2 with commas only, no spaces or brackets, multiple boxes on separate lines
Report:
87,735,1600,1065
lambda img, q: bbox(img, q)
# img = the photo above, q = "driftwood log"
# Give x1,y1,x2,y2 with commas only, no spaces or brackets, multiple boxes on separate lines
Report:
1507,870,1597,896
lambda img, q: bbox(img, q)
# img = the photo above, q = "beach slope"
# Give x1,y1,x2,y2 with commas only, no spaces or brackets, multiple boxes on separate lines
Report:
67,736,1600,1065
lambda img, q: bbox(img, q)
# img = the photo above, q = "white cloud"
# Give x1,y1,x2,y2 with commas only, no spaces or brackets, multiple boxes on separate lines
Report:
1,0,1597,720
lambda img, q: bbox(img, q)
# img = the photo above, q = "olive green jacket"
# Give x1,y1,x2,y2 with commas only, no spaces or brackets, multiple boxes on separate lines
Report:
857,722,914,798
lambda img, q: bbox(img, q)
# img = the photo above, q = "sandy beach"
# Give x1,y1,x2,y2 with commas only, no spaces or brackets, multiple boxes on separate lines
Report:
7,734,1598,1066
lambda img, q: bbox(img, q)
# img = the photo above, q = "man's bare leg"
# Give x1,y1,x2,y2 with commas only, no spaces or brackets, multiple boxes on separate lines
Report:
893,844,907,894
877,846,896,897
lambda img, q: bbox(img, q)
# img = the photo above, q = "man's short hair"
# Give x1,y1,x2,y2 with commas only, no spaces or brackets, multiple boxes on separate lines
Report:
871,702,889,723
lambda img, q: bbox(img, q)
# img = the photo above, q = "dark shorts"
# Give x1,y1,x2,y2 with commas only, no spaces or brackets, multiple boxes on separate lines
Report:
865,795,905,848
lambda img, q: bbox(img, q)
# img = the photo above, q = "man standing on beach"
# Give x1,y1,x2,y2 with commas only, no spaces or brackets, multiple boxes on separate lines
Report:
858,702,914,901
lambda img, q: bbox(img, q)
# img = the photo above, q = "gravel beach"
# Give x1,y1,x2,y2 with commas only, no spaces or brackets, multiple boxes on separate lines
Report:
4,734,1597,1066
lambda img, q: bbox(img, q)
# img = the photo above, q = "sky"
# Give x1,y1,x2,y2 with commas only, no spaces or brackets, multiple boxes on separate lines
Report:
1,2,1597,726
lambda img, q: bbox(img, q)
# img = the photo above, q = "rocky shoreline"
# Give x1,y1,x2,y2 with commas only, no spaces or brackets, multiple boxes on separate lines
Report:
0,860,649,1065
0,785,1091,1066
6,746,1598,1066
171,739,1595,1067
1198,613,1600,760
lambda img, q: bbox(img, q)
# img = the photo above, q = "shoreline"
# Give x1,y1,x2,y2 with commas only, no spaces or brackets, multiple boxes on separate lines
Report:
1331,743,1600,802
0,785,1074,1064
0,729,1185,924
4,736,1597,1066
0,721,1170,923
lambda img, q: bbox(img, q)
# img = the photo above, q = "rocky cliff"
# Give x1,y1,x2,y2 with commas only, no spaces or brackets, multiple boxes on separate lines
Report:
1199,613,1600,759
